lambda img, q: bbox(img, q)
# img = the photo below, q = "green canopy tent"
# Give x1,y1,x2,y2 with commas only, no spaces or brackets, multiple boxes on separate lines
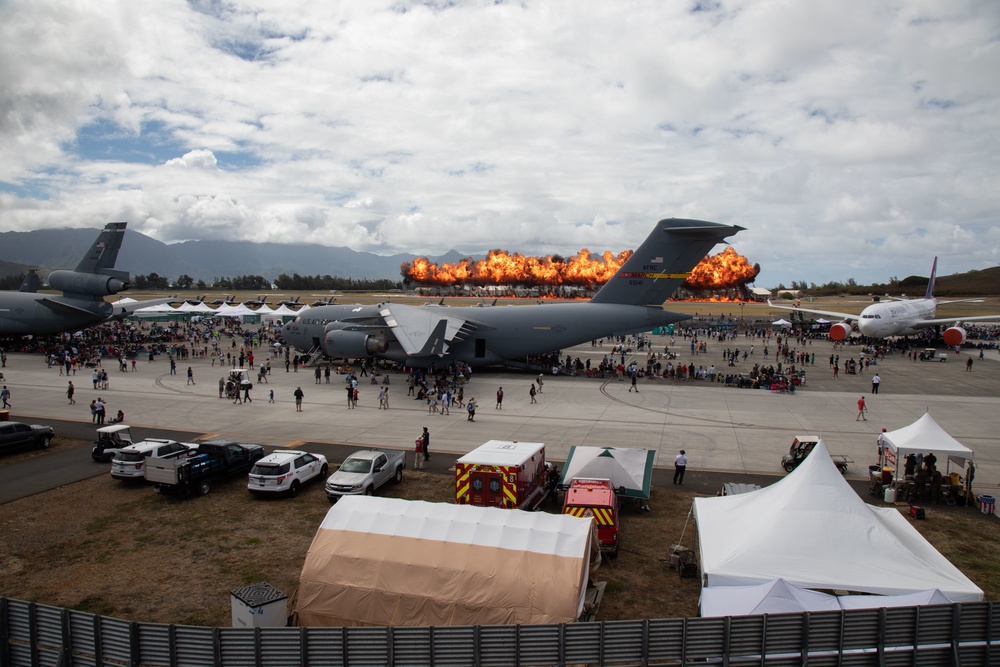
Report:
558,446,656,499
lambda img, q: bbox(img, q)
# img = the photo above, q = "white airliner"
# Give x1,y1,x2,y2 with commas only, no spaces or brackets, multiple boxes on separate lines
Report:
768,258,1000,344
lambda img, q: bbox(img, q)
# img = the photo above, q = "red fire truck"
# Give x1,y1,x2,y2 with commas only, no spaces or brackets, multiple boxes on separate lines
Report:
455,440,547,510
562,478,620,557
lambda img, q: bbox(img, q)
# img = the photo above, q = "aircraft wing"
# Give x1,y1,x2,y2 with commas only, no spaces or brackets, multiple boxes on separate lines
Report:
767,300,859,322
37,297,103,317
379,303,478,358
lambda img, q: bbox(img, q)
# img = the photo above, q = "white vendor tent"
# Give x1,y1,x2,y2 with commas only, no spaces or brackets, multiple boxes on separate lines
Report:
771,318,792,327
214,303,258,318
559,446,656,499
692,440,983,602
700,579,842,617
295,496,598,627
700,579,954,617
882,412,974,470
174,301,216,313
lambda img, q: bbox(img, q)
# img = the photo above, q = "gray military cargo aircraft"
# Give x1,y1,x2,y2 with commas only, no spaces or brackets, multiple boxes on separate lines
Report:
282,218,743,368
0,222,165,335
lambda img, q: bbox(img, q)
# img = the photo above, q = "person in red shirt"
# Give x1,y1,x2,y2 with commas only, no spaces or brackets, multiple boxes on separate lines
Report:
856,396,867,421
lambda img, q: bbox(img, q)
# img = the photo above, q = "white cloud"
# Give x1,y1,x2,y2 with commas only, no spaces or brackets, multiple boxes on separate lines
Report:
0,0,998,286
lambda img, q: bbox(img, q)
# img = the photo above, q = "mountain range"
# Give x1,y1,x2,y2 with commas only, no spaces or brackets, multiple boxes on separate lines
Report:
0,227,468,283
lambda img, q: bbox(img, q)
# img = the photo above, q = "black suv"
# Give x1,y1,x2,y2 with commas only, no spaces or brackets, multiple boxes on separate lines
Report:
0,421,55,454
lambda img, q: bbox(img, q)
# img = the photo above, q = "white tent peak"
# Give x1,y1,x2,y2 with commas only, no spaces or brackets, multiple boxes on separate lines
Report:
883,412,974,468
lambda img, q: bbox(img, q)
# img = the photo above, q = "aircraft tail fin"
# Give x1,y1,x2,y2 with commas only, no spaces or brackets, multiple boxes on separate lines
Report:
924,257,937,300
74,222,128,274
589,218,743,306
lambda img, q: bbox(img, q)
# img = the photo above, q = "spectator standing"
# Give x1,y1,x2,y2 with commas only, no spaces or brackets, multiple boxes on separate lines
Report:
467,397,477,422
871,373,880,394
67,381,76,405
293,386,304,411
420,427,430,462
496,386,504,409
187,367,196,385
673,450,687,485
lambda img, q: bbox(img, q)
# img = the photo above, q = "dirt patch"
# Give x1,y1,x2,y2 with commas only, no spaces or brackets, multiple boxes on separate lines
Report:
0,444,996,625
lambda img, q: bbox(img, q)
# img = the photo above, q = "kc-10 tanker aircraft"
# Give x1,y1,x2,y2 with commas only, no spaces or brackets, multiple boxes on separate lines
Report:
282,218,743,368
769,258,1000,345
0,222,168,335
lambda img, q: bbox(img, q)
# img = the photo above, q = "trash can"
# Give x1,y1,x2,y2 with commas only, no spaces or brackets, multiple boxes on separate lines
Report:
0,410,9,422
231,582,288,628
978,495,996,515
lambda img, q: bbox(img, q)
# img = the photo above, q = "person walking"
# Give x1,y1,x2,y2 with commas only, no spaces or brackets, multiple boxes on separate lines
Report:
871,373,880,394
466,397,477,422
293,386,304,412
673,450,687,485
346,383,354,409
536,374,544,393
268,389,275,403
67,381,76,405
1,385,10,409
378,386,387,409
966,357,973,371
856,396,867,421
496,386,504,409
420,427,430,462
187,367,196,385
629,373,638,392
529,383,537,404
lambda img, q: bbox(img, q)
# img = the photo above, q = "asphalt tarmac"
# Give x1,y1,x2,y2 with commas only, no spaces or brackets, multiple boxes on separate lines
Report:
0,337,997,506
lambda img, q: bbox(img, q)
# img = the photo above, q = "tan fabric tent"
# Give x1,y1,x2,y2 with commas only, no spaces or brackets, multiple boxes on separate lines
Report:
295,496,596,627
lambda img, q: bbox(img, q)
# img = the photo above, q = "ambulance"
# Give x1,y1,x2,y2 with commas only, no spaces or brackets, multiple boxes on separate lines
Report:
562,478,620,557
455,440,547,510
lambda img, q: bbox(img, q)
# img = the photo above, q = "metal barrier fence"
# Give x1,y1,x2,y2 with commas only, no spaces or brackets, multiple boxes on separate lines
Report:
1,597,997,667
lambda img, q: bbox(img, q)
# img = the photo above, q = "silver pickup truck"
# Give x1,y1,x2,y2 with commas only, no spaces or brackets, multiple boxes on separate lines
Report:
325,449,405,502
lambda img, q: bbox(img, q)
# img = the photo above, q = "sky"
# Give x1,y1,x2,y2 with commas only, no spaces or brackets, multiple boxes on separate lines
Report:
1,0,998,288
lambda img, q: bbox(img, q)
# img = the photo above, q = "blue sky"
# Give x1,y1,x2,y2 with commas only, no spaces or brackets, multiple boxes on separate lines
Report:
1,0,998,287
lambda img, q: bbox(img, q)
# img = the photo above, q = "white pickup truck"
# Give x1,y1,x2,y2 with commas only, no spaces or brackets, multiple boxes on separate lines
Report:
325,449,405,502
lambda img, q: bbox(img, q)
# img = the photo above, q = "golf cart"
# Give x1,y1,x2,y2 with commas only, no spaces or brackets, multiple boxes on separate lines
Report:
781,435,853,474
92,424,136,462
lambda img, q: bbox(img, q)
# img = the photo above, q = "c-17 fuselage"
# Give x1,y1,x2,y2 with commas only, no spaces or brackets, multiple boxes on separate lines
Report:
283,218,743,368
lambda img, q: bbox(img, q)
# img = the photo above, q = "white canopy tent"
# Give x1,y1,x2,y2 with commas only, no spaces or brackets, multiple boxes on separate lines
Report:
174,301,217,313
700,579,954,617
558,446,656,499
214,303,259,318
882,412,974,470
693,440,983,602
771,318,792,327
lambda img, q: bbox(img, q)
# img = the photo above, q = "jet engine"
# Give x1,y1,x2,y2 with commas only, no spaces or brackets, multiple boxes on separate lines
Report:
323,329,389,358
48,270,130,296
828,322,853,341
942,326,967,347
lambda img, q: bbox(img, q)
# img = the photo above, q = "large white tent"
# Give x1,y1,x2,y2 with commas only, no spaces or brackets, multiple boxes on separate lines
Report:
295,496,597,627
882,412,974,470
559,446,656,499
692,440,983,602
700,579,954,617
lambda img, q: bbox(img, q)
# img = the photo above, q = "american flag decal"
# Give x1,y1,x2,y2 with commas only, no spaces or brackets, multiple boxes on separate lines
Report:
96,242,105,249
650,256,663,263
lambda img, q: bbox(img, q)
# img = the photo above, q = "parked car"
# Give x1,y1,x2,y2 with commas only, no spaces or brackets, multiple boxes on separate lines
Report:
146,440,264,496
110,439,193,480
0,421,54,454
248,450,328,497
325,449,405,502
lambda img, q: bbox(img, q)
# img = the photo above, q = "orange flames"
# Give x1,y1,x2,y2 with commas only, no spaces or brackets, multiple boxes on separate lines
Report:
402,246,758,290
